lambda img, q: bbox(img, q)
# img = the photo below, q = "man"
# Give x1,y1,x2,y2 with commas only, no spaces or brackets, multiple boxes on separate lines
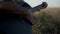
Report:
0,0,33,34
0,0,48,34
0,0,37,24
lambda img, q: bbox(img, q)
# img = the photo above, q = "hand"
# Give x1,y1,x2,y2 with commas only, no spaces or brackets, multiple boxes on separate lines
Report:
41,2,48,9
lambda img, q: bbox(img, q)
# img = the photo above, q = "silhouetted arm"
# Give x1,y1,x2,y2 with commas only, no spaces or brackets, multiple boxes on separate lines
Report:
0,1,31,16
32,2,48,13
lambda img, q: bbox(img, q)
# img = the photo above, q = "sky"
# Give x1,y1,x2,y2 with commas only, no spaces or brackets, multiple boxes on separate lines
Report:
24,0,60,8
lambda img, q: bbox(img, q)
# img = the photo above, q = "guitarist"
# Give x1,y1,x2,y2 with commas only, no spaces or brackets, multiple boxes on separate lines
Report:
0,0,48,34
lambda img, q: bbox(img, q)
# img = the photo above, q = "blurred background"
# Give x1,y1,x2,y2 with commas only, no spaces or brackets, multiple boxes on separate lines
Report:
24,0,60,8
24,0,60,34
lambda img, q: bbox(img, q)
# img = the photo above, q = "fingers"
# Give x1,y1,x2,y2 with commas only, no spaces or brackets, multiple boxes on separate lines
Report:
41,2,48,9
42,2,48,8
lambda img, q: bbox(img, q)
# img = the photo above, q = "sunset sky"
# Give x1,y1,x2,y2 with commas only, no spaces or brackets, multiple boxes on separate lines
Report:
24,0,60,8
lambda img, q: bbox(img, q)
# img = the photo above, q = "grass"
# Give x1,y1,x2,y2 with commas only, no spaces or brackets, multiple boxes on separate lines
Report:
32,8,60,34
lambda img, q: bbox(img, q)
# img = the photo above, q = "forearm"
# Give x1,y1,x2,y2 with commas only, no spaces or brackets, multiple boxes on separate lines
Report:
0,1,31,16
3,6,30,16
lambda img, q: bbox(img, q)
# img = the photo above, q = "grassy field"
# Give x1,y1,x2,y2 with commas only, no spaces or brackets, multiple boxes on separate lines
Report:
32,8,60,34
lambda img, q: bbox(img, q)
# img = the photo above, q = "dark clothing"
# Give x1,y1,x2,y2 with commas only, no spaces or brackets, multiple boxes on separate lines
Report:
0,8,32,34
0,1,32,34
